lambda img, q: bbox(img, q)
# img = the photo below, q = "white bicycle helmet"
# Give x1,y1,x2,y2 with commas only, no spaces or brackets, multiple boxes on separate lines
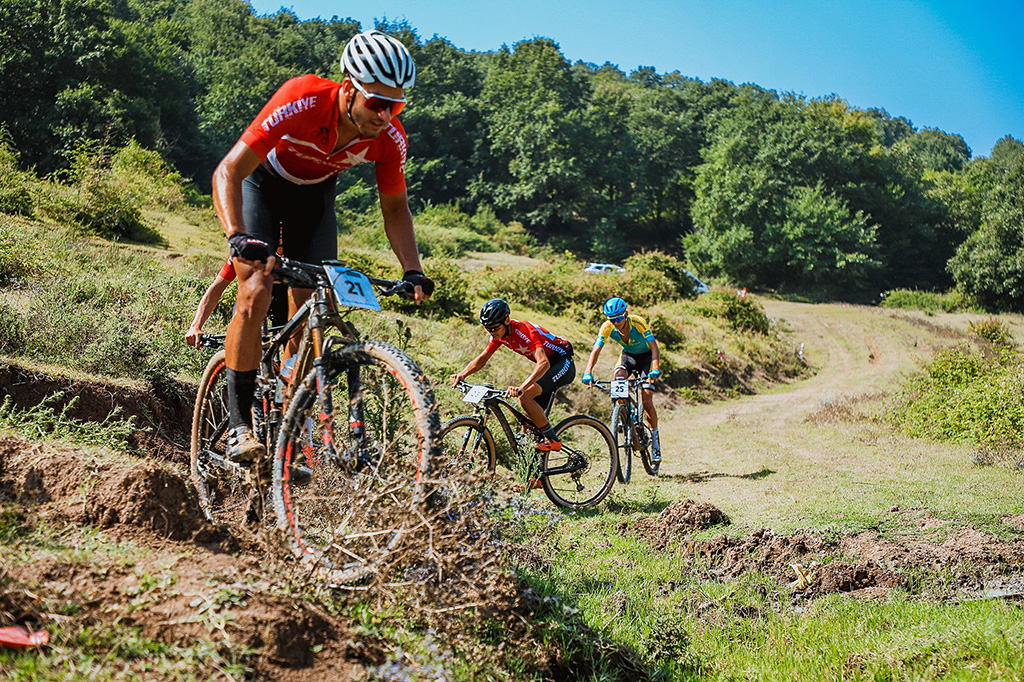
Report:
340,30,416,89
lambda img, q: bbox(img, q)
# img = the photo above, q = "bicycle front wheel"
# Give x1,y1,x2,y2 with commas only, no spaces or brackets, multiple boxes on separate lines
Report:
439,416,496,473
610,403,631,484
272,340,440,585
542,415,618,509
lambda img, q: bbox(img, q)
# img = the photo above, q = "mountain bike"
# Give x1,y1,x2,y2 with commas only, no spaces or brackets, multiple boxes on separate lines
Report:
190,256,440,584
440,381,617,509
592,378,659,480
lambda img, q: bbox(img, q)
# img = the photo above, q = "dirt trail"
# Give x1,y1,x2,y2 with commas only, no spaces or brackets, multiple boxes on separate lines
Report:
651,300,1024,530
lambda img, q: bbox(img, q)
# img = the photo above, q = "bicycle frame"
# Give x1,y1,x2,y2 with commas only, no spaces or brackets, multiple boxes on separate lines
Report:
592,377,650,482
198,257,412,467
453,382,588,480
461,389,539,457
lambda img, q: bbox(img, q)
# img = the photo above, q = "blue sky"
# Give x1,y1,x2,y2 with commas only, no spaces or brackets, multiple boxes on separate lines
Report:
248,0,1022,157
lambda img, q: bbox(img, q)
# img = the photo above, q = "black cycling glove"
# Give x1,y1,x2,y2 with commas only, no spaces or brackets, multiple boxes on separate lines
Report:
228,232,271,262
403,270,435,297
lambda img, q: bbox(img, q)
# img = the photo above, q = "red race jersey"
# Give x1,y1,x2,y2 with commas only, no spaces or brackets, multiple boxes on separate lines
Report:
240,74,407,194
486,319,573,360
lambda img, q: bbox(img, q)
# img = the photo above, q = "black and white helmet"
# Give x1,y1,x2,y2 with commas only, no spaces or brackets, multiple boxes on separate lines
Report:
341,30,416,89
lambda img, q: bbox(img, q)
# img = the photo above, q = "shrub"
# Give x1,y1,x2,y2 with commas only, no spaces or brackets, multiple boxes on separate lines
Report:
968,317,1017,350
693,291,770,334
0,217,42,285
109,140,189,210
0,299,22,353
382,256,474,319
889,345,1024,448
0,134,35,217
623,250,703,299
880,288,975,313
476,254,682,319
649,313,685,350
49,143,165,244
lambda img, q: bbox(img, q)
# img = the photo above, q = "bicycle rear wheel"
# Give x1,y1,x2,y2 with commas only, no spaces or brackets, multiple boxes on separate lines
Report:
191,350,268,526
542,415,617,509
272,340,440,585
610,403,631,484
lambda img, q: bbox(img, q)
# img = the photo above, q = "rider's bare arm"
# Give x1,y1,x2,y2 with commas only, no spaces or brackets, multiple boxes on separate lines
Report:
185,275,232,348
509,347,549,396
380,191,428,302
451,348,495,386
584,345,602,375
212,141,274,275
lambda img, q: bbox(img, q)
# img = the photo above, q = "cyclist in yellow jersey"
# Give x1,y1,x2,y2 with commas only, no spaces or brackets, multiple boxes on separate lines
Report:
581,297,661,462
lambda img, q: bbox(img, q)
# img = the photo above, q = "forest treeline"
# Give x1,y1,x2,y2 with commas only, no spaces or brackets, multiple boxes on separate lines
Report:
2,0,1023,306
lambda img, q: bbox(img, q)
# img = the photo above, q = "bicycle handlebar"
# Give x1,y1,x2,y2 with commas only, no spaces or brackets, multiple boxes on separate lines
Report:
271,256,416,301
197,333,225,349
452,379,505,399
589,378,648,392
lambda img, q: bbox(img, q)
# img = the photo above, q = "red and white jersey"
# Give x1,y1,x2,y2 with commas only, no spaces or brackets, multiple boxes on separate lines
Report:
485,319,573,360
239,74,407,193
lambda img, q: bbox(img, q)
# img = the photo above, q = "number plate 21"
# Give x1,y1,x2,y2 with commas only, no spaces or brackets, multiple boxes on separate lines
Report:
324,266,381,311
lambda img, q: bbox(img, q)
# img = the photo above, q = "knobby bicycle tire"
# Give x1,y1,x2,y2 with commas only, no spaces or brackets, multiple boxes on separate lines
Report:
542,414,617,509
272,340,440,585
439,416,497,473
190,350,271,527
610,402,632,484
638,419,659,476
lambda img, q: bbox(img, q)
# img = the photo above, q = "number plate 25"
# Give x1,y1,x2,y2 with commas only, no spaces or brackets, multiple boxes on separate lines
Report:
324,266,381,311
610,380,629,399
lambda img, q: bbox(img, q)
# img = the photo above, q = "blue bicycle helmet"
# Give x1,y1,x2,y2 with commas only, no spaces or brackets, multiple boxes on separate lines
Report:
603,297,628,319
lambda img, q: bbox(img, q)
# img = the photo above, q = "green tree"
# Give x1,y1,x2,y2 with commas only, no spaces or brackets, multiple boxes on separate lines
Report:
402,37,487,209
684,92,886,296
476,38,593,236
948,146,1024,310
901,127,972,172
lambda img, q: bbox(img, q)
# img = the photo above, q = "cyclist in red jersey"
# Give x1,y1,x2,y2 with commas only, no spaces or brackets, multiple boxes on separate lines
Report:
212,30,435,462
449,299,576,451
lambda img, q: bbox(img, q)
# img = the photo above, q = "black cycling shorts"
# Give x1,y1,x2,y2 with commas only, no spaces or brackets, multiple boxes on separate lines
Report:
616,350,654,390
241,164,338,266
535,355,576,415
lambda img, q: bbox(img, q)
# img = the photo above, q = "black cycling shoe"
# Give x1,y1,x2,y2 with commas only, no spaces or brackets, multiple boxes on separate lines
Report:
226,426,265,463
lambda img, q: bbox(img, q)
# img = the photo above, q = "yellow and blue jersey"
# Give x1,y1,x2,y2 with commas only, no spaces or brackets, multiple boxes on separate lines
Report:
595,315,656,355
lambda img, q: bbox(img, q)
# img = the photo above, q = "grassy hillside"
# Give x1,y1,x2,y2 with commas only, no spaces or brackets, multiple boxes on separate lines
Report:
3,144,1024,680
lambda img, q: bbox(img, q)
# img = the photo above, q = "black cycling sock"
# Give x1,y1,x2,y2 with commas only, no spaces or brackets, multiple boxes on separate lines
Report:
539,424,558,441
227,368,258,430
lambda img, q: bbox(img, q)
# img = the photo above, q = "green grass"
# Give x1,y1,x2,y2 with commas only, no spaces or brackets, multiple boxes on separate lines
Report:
505,500,1024,681
0,393,138,451
0,624,253,681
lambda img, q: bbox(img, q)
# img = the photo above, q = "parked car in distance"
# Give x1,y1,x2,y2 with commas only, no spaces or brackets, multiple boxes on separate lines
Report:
584,262,626,275
684,269,710,295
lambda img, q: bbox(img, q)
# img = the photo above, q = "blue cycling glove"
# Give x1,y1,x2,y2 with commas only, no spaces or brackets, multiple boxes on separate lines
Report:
648,369,661,380
581,372,594,385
